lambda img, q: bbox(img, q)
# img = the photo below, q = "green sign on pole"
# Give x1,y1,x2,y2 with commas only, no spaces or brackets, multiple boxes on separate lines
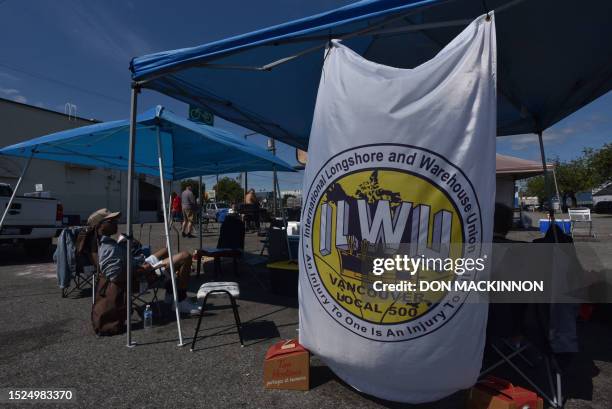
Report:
188,105,214,126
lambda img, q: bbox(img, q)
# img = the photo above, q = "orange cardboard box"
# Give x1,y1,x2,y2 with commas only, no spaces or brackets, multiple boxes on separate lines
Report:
263,339,310,391
467,376,543,409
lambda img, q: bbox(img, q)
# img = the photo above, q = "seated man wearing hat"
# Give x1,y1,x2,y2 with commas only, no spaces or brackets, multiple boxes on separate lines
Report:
89,208,200,315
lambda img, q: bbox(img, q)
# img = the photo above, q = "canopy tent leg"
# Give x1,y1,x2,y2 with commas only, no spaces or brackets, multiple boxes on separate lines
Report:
551,167,561,209
268,138,278,217
199,175,203,250
157,128,185,346
537,131,559,242
243,134,248,202
0,152,34,232
244,172,248,200
537,131,547,175
537,131,561,208
274,169,292,261
537,131,552,209
167,181,173,226
126,86,138,348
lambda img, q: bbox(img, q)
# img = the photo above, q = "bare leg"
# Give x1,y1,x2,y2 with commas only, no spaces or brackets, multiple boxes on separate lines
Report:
186,221,193,235
160,251,191,286
152,247,168,260
161,251,192,302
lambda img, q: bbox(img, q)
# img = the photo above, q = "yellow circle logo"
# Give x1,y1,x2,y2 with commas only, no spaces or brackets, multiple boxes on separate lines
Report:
313,169,463,325
301,144,482,341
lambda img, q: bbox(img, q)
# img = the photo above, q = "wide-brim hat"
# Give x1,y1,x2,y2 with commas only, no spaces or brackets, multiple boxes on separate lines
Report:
87,208,121,227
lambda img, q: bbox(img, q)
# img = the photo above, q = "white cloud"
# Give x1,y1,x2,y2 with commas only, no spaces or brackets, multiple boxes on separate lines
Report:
0,88,19,95
501,126,582,152
0,87,28,104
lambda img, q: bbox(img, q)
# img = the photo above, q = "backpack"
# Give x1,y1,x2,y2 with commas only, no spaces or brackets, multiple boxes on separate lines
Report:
90,232,128,337
92,273,127,336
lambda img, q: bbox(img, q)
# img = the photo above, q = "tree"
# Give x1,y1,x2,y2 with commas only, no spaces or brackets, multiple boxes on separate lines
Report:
214,177,243,204
553,157,593,195
523,144,611,207
584,143,612,187
525,175,545,203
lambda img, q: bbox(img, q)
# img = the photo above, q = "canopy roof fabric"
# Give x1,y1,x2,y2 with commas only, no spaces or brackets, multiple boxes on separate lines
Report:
131,0,612,150
0,106,294,180
495,153,552,177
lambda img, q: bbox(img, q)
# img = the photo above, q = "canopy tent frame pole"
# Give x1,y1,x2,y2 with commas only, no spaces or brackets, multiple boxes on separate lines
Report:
199,175,203,250
274,168,292,261
268,138,278,217
537,131,560,241
537,131,556,209
537,131,548,179
551,167,561,209
215,173,219,206
167,181,173,227
126,86,138,348
243,134,248,202
156,127,184,346
0,152,34,232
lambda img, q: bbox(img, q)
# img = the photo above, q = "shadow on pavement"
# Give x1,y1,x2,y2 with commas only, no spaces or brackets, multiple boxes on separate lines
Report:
0,244,56,266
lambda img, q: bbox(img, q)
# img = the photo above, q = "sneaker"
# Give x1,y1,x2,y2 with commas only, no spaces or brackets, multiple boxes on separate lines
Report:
181,232,186,238
173,298,201,316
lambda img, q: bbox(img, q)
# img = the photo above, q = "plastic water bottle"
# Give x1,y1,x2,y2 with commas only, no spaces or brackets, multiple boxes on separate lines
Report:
143,305,153,330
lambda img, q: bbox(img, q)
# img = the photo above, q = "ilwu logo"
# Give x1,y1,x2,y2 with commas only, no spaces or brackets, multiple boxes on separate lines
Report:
301,144,483,341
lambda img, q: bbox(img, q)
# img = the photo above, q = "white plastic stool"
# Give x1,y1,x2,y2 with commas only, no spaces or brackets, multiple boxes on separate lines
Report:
191,282,243,351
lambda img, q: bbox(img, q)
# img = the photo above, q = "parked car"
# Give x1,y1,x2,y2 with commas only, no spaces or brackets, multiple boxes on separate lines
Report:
204,202,230,222
0,183,63,258
594,201,612,214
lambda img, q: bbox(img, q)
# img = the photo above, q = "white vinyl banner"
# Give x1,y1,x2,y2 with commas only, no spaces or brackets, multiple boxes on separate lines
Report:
299,14,496,403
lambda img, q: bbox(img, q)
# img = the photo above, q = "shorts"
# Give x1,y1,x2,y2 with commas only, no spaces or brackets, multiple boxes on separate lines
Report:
182,208,195,223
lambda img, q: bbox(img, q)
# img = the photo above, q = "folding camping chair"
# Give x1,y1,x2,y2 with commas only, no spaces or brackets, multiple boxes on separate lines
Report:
481,303,563,408
480,230,566,408
130,268,166,317
62,262,96,300
194,215,245,278
267,226,291,262
568,208,593,238
58,227,96,302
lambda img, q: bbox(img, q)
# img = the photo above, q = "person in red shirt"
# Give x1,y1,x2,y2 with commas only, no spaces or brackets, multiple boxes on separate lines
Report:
170,192,182,224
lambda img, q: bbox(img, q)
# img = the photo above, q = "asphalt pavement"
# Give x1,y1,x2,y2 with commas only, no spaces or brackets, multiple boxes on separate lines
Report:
0,221,611,408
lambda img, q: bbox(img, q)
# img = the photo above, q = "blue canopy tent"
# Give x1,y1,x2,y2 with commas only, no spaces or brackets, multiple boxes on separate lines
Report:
0,105,294,178
130,0,612,155
0,105,294,347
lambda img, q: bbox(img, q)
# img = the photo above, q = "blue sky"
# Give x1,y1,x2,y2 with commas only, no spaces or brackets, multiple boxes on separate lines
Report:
1,0,610,191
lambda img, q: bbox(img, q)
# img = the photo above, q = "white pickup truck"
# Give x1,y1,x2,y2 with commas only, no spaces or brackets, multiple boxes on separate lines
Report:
0,183,63,258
